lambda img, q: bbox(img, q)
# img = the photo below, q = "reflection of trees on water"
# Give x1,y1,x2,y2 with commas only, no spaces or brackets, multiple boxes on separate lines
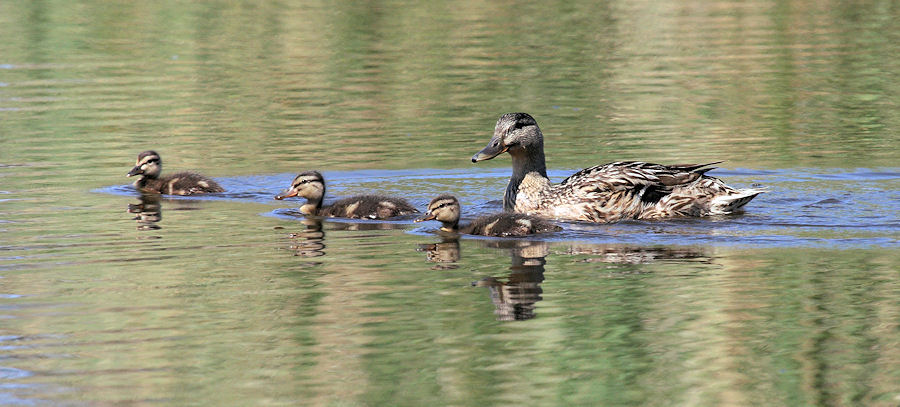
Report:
127,194,162,230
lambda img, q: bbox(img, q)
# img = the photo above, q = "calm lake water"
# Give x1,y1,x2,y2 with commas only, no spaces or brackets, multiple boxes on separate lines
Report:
2,1,899,406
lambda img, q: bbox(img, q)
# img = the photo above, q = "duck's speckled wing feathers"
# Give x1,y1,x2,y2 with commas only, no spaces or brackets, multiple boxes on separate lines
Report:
529,161,753,222
561,161,720,199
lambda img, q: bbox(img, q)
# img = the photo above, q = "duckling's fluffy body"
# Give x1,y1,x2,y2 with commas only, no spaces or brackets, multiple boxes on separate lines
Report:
127,150,224,195
418,195,561,237
319,195,417,219
465,212,561,237
472,113,765,223
275,171,417,219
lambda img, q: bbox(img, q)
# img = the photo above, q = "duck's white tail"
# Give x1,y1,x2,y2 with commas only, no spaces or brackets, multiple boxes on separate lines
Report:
709,188,767,214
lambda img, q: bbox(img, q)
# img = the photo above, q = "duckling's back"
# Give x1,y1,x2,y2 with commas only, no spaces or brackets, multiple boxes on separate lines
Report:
141,172,224,195
321,195,417,219
466,213,561,237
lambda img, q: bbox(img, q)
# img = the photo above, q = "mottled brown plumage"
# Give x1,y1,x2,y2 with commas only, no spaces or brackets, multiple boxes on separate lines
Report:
416,195,561,237
126,150,224,195
274,171,418,219
472,113,765,223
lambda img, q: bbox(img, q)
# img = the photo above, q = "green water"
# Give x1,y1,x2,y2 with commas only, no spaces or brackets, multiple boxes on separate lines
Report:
2,1,899,406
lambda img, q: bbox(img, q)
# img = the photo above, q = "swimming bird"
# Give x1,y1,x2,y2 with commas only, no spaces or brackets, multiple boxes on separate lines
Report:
126,150,224,195
471,113,765,223
416,195,561,237
274,171,418,219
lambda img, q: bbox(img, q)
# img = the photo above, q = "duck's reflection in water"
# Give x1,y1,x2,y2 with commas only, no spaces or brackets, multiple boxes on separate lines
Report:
127,194,162,230
285,218,326,258
565,244,708,265
421,237,711,321
417,238,461,270
278,217,413,259
420,237,548,321
475,240,548,321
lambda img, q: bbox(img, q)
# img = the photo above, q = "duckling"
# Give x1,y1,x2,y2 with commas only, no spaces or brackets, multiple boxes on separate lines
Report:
472,113,766,223
126,150,224,195
274,171,418,219
416,195,561,237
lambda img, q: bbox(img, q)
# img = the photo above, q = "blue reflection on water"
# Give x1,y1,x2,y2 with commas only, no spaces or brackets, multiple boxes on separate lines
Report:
95,167,899,249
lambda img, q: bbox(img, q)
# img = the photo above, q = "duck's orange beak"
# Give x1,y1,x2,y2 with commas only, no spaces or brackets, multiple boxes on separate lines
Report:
274,189,298,200
415,212,436,223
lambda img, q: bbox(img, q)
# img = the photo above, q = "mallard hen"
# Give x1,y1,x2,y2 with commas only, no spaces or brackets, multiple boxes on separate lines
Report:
274,171,418,219
416,195,560,237
127,150,224,195
471,113,765,223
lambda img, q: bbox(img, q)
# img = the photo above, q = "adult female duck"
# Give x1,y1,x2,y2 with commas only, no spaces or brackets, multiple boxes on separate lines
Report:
471,113,764,223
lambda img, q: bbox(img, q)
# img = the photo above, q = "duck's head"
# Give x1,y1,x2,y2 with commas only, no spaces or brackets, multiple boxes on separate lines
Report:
416,194,461,231
127,151,162,179
275,171,326,202
472,113,543,162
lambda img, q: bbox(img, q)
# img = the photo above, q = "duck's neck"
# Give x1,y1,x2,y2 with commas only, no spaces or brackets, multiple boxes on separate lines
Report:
133,175,153,190
300,197,323,215
440,219,460,233
300,185,326,215
504,148,548,211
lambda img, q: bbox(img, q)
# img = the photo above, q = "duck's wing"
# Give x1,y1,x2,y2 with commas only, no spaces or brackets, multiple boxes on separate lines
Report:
327,195,418,219
560,161,722,203
164,172,225,195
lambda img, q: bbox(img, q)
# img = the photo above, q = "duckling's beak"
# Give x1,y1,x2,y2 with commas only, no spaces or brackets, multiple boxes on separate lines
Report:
471,139,508,163
274,189,298,200
126,165,143,177
415,212,436,222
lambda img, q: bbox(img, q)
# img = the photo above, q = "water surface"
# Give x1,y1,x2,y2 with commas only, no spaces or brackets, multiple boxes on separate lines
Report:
2,0,899,406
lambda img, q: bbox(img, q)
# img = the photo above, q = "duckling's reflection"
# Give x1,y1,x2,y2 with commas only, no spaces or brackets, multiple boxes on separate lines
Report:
286,218,326,258
474,241,548,321
127,194,162,230
423,238,711,321
417,238,461,270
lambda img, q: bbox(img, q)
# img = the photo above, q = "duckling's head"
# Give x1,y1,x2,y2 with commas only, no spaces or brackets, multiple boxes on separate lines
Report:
416,195,461,232
127,151,162,179
472,112,543,163
275,171,326,203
